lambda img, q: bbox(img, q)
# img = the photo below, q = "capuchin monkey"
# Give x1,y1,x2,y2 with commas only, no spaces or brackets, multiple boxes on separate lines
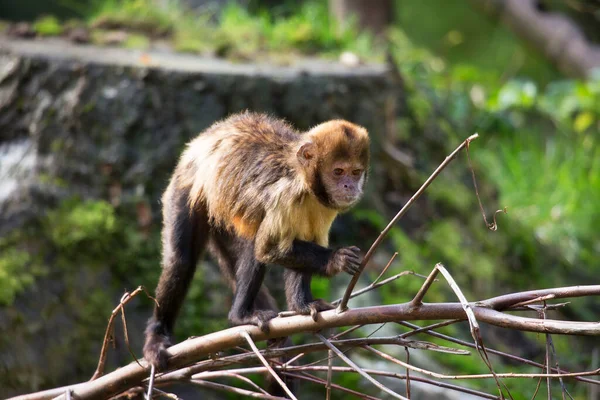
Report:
144,112,370,372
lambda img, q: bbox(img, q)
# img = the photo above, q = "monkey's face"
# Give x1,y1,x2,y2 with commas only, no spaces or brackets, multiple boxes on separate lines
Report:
298,142,367,210
299,120,370,210
319,159,366,209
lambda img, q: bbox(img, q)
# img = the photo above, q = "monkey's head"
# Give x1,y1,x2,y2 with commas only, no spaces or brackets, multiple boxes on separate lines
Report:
297,120,370,210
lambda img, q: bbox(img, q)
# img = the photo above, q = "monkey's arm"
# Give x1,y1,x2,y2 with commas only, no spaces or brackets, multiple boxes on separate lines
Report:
255,234,361,276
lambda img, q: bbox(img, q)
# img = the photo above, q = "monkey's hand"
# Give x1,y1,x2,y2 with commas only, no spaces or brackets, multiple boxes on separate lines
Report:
143,331,172,371
326,246,362,276
292,298,334,322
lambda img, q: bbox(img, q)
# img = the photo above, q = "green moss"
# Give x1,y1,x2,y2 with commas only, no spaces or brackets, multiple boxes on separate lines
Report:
123,33,151,49
0,231,47,306
0,249,40,305
33,15,63,36
89,0,174,36
45,199,117,264
38,173,67,188
172,17,212,53
0,20,10,33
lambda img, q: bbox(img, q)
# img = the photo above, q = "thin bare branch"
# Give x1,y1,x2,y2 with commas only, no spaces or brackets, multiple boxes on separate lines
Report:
410,267,440,307
405,347,411,399
282,366,500,400
326,350,333,400
399,319,461,339
240,331,297,400
544,308,552,400
189,379,287,400
397,321,600,387
332,271,420,306
146,365,155,400
203,372,270,395
91,286,157,381
480,286,600,309
316,333,408,400
285,372,382,400
373,252,398,285
432,264,509,399
365,345,600,380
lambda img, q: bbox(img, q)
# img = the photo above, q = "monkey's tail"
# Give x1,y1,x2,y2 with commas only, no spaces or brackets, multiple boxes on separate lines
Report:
266,336,298,397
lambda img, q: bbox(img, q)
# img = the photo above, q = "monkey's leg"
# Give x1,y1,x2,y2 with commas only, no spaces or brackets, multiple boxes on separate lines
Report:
284,269,334,321
144,184,209,370
228,241,278,332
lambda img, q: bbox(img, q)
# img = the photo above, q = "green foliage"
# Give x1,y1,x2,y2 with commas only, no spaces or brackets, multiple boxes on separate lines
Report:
0,247,45,306
78,0,382,60
394,0,560,84
193,1,380,60
178,265,228,337
88,0,175,35
0,228,48,306
123,32,151,49
41,198,161,288
310,276,330,300
387,24,600,289
45,199,117,264
479,77,600,268
33,15,63,36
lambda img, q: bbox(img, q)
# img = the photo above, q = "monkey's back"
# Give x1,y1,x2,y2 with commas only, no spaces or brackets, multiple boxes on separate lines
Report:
178,113,307,238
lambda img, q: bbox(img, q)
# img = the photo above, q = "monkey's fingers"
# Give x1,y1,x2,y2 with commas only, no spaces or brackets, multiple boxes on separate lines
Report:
310,306,318,321
293,299,334,321
343,258,361,274
251,310,279,333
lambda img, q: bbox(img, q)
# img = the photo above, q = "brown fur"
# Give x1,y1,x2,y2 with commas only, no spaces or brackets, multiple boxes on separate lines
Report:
175,112,369,260
144,112,370,388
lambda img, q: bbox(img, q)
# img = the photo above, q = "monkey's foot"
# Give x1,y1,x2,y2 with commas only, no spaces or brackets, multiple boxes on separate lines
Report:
229,309,278,333
143,332,172,371
292,299,334,322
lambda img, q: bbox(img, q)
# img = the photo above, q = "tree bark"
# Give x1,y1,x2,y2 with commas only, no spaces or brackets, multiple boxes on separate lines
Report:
329,0,393,36
472,0,600,78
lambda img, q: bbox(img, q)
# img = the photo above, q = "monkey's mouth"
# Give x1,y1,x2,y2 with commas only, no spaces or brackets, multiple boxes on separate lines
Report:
333,195,360,208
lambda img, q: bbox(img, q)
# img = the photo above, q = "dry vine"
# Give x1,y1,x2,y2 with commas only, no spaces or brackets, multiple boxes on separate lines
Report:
10,135,600,400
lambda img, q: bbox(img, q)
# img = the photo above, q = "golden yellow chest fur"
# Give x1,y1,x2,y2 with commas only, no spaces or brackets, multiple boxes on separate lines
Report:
291,196,337,247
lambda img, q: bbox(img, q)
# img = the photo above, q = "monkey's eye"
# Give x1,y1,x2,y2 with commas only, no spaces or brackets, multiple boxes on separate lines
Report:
352,169,363,176
333,168,344,176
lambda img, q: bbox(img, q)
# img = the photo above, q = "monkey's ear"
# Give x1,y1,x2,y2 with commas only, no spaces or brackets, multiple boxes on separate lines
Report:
297,142,316,166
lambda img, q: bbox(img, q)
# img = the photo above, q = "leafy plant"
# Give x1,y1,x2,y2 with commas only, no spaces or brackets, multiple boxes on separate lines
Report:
33,15,63,36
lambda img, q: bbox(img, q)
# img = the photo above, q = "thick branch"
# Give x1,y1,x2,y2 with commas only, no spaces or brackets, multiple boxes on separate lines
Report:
472,0,600,78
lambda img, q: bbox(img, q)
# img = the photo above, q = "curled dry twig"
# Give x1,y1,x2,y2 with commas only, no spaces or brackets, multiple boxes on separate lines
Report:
91,286,158,381
465,137,507,231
